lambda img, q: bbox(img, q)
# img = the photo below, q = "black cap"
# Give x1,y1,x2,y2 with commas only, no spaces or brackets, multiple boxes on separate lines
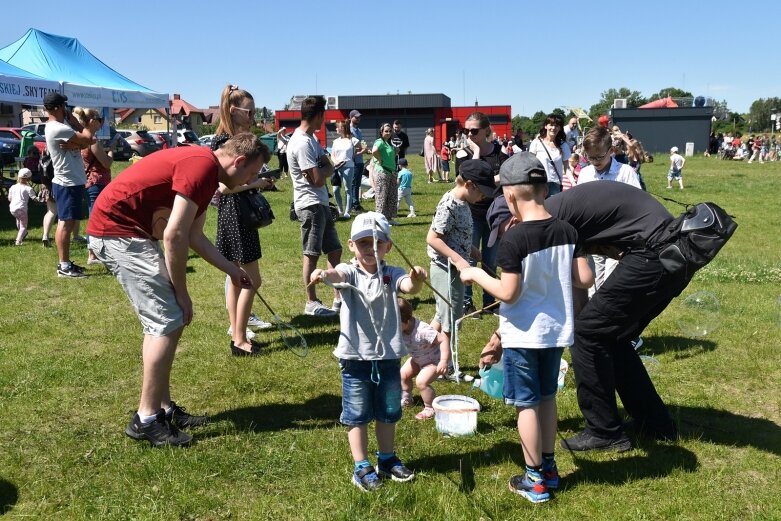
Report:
43,92,68,110
499,152,547,186
398,157,408,167
486,195,512,247
458,159,496,199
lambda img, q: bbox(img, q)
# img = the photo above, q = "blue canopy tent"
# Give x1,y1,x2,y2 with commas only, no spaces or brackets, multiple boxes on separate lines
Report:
0,58,60,104
0,28,167,108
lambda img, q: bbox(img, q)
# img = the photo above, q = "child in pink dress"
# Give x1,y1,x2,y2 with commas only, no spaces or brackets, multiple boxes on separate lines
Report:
398,297,450,420
7,168,42,245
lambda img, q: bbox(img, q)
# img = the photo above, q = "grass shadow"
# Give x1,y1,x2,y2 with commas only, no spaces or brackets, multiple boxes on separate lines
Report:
208,393,342,434
0,478,18,515
640,335,717,360
674,405,781,456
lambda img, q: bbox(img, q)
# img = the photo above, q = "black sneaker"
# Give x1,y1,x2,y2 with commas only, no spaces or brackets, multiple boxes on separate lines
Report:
166,401,209,429
463,303,480,319
70,262,86,273
560,430,631,452
57,263,86,278
125,409,192,447
353,466,383,492
377,456,415,482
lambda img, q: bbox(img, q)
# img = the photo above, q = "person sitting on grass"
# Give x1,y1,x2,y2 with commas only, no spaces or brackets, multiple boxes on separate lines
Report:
398,297,450,420
310,212,427,492
460,152,593,504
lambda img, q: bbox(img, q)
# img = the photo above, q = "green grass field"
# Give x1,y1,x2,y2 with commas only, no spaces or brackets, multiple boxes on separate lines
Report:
0,154,779,520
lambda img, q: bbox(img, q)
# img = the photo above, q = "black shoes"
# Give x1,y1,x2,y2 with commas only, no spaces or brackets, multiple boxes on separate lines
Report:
560,430,632,452
167,401,209,429
463,303,480,319
230,340,263,356
125,409,192,447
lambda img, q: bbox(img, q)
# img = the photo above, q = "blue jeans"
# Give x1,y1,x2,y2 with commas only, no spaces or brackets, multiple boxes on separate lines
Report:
350,162,364,209
547,182,562,198
339,359,402,425
503,347,564,407
334,164,353,213
464,217,497,309
85,184,105,240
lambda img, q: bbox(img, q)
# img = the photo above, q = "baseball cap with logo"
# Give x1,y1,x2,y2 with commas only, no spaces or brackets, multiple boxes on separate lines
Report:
350,211,391,243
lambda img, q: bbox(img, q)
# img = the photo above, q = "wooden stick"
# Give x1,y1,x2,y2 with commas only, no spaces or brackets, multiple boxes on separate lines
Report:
461,300,499,320
392,241,453,309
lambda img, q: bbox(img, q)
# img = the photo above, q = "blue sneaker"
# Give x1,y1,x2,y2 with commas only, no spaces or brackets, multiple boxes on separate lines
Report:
377,456,415,482
353,466,382,492
542,463,560,489
508,472,550,503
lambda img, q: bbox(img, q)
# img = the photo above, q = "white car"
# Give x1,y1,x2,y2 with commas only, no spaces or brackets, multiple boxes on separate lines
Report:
199,134,215,147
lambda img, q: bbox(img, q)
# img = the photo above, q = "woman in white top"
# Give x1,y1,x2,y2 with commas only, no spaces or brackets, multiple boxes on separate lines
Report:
331,119,358,218
528,114,572,197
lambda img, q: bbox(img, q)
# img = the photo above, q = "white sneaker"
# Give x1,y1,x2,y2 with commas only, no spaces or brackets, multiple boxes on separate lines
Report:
343,212,351,219
407,212,416,218
305,300,338,317
247,313,273,330
332,298,343,313
227,327,256,340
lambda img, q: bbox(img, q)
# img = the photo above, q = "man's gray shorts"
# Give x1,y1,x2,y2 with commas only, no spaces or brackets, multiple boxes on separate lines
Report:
298,203,341,256
89,237,184,336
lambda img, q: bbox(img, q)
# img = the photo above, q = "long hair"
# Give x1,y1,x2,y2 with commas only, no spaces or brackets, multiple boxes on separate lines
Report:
336,119,352,138
537,114,566,149
215,84,254,137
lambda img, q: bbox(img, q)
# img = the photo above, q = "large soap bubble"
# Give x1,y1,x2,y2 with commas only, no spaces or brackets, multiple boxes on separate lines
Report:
676,291,721,337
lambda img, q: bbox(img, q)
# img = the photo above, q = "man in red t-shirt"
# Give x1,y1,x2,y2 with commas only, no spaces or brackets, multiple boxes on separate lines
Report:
87,133,270,447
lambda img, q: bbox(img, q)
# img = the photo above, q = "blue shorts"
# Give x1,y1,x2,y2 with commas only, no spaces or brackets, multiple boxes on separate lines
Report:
442,159,450,172
503,347,564,407
52,183,85,221
339,359,402,425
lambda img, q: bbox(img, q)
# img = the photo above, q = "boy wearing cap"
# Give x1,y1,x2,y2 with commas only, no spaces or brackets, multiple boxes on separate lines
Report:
667,146,685,189
310,212,427,492
396,157,416,218
461,152,593,503
425,160,494,379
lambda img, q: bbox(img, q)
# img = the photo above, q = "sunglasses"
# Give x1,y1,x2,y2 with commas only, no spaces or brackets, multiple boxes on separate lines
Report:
464,127,486,136
233,107,254,117
587,150,611,163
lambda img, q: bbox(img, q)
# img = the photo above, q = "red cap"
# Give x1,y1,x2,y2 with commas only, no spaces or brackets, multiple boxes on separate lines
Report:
598,115,609,127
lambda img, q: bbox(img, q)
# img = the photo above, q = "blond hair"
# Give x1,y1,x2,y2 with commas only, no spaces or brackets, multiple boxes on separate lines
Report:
216,84,254,136
73,106,101,127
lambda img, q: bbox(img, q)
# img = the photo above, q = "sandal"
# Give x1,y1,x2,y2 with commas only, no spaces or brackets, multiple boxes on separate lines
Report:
415,407,435,421
400,392,413,408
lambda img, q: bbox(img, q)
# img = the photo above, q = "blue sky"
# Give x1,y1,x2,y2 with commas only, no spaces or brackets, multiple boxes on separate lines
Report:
3,1,779,116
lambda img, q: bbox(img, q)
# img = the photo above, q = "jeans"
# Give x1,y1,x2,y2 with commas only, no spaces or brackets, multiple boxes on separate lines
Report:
464,217,497,309
350,162,364,209
547,182,562,198
334,164,353,213
85,184,105,241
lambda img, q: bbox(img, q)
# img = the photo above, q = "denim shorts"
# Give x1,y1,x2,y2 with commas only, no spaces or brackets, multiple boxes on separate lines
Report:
89,237,184,336
52,183,85,221
503,347,564,407
339,359,402,425
298,203,341,256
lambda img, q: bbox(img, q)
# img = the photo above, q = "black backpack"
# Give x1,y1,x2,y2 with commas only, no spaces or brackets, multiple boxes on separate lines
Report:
39,149,54,185
654,202,737,279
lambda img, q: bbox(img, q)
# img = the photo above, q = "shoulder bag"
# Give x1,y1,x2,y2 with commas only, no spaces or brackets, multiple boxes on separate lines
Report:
237,189,275,228
536,138,562,184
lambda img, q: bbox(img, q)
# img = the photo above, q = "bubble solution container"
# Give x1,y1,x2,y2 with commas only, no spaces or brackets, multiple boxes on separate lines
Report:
432,395,481,436
472,362,504,399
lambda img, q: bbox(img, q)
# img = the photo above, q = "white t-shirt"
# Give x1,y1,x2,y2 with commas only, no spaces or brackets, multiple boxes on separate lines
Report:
577,157,642,188
670,153,685,170
8,184,37,213
529,138,571,184
331,136,358,166
45,120,86,187
287,128,329,212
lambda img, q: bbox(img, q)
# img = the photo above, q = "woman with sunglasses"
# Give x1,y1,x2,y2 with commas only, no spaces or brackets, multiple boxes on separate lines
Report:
213,84,274,356
528,114,572,198
74,107,113,265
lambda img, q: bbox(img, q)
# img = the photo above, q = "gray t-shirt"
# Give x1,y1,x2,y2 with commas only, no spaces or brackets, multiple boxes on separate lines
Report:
426,190,473,267
287,128,328,212
332,261,409,361
45,120,86,187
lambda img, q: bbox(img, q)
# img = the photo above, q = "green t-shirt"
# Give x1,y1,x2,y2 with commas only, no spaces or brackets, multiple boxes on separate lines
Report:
373,138,396,172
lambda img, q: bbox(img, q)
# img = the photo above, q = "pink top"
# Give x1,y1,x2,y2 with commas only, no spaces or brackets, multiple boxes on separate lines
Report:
402,319,441,366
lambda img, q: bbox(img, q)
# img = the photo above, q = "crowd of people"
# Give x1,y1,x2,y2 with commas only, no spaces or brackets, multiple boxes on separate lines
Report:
4,93,728,503
709,131,780,162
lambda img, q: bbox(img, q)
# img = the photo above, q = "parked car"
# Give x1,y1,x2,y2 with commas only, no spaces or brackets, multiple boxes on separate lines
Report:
21,123,47,136
104,128,133,161
199,134,215,147
0,137,21,166
0,128,47,154
176,129,200,145
146,131,171,149
114,129,161,157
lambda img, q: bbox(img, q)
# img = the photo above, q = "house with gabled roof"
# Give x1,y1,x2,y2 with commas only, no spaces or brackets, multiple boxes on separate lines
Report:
115,94,206,132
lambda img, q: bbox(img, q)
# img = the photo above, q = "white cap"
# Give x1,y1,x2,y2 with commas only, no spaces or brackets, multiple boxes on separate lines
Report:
350,211,391,242
17,167,32,178
670,146,679,153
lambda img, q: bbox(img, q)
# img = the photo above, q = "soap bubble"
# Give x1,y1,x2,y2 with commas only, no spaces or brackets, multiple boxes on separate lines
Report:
676,291,721,337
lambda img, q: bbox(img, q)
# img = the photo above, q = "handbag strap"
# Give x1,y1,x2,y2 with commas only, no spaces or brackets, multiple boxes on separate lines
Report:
537,138,562,184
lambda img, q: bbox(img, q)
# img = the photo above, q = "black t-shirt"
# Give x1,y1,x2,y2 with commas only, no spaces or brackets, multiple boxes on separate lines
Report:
454,143,508,221
544,182,673,250
391,131,410,157
497,217,579,273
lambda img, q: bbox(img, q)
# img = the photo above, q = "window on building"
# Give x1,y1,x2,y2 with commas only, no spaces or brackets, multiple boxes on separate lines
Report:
153,115,162,124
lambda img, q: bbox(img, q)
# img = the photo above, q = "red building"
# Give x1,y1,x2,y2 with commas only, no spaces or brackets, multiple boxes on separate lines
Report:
275,93,511,150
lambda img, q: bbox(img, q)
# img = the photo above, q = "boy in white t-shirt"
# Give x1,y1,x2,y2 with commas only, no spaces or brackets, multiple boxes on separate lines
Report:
667,146,685,189
461,152,593,504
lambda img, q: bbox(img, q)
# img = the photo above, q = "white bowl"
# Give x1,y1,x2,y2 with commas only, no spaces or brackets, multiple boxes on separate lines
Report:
432,395,481,436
